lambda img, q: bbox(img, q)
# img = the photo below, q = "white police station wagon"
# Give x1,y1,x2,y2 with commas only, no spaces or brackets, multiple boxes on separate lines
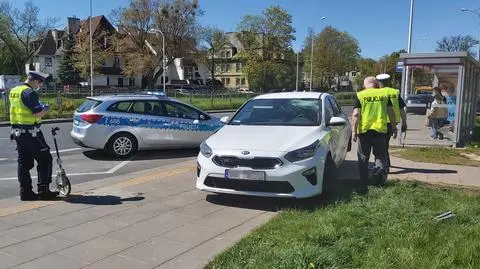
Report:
70,92,224,158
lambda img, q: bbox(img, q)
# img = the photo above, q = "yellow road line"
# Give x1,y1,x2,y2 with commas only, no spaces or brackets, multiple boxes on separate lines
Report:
0,164,196,218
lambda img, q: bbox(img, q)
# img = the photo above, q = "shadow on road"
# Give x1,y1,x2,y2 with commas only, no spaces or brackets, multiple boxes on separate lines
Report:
389,166,457,175
62,194,145,205
206,160,375,212
82,148,199,161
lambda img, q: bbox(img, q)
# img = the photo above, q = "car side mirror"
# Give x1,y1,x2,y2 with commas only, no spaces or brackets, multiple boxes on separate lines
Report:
328,116,346,126
220,116,229,124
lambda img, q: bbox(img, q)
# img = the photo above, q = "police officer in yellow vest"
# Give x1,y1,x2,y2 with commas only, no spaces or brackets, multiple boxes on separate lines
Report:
376,73,407,168
352,76,396,194
9,71,59,201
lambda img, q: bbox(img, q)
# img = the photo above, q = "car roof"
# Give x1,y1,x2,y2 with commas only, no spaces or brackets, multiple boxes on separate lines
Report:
87,93,169,102
253,92,323,100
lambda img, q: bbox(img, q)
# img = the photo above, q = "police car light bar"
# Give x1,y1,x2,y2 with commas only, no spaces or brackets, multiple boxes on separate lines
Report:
144,91,167,97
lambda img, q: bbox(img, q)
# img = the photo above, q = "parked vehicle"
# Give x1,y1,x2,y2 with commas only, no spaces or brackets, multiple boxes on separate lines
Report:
196,92,352,198
71,92,224,158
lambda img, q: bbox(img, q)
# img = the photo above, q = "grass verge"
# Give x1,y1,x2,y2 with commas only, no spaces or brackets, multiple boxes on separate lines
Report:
205,181,480,269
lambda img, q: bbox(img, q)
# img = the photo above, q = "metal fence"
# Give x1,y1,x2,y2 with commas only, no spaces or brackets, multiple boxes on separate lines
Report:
0,86,356,122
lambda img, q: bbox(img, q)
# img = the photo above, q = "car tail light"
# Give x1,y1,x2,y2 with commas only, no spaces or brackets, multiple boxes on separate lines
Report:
80,114,103,124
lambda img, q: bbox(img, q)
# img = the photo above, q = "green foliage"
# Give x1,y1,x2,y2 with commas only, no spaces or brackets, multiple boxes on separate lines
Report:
236,5,296,92
302,26,361,89
57,33,80,85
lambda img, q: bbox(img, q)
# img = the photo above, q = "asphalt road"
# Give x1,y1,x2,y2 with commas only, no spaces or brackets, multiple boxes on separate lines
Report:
0,112,233,199
0,105,355,200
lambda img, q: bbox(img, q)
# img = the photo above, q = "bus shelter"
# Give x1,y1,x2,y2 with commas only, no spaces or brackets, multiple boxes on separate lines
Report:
398,52,480,148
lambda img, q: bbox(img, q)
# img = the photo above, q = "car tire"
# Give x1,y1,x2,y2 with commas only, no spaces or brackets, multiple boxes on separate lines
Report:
321,153,337,197
347,135,352,152
107,132,138,159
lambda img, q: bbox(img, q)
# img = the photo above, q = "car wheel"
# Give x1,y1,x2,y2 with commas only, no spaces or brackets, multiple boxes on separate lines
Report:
322,153,337,196
107,132,138,159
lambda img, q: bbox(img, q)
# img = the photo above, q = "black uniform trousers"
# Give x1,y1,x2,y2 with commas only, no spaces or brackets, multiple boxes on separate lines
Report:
14,129,53,194
357,131,388,187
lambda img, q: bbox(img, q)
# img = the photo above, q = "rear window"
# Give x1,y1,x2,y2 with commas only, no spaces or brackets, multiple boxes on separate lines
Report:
76,99,102,113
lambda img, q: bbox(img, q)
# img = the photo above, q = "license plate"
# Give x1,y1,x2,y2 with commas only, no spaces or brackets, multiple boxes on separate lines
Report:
225,169,265,181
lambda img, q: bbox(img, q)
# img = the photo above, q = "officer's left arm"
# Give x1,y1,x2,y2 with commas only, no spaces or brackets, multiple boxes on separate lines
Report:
22,89,46,117
387,98,396,128
398,96,407,130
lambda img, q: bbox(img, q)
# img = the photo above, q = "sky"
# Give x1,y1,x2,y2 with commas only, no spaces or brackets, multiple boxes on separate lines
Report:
11,0,480,60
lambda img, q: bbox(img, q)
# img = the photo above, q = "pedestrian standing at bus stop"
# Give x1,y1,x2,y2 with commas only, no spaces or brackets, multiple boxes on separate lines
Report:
9,71,59,201
376,73,407,169
351,76,396,194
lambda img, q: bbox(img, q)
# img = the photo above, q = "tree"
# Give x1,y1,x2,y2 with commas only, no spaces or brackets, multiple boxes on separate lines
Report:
197,25,229,93
302,26,360,89
73,24,112,80
0,0,57,75
57,33,80,84
112,0,202,88
236,5,296,92
436,35,479,58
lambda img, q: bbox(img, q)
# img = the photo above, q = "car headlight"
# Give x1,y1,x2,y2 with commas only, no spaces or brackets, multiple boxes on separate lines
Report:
284,140,319,163
200,141,213,158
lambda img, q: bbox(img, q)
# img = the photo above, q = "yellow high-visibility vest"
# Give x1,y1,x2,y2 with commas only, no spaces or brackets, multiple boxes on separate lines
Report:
381,87,401,123
357,88,390,134
9,85,42,125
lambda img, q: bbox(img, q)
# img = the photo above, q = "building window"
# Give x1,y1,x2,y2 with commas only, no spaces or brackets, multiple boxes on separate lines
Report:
114,56,120,67
107,77,110,86
241,78,246,85
45,57,52,67
226,51,231,58
129,78,135,86
236,78,240,86
236,63,242,72
226,77,230,85
221,64,230,72
220,51,226,58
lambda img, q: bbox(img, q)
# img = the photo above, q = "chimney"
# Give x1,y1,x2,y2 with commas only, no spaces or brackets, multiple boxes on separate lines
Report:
67,17,81,34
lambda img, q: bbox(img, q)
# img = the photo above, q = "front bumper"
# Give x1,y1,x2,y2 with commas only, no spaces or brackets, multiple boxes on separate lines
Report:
196,152,326,198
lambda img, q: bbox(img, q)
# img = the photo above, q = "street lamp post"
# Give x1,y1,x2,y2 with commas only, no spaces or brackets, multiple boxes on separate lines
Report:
461,7,480,61
89,0,93,96
310,16,326,92
296,52,299,91
403,0,414,101
149,28,166,93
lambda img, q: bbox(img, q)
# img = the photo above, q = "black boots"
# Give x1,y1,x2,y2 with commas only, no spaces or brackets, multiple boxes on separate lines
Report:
20,191,38,201
37,186,59,200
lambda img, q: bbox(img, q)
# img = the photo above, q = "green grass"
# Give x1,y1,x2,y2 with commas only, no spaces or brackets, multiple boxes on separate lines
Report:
390,147,480,167
205,181,480,269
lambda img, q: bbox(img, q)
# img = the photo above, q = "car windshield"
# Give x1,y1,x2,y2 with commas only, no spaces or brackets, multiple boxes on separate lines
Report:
228,98,321,126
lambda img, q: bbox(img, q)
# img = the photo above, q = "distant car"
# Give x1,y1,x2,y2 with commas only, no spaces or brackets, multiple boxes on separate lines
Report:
406,94,434,115
196,92,352,198
71,92,224,158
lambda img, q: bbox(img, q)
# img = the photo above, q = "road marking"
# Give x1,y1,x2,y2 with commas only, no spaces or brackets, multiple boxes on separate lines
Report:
0,164,196,217
50,148,81,154
0,138,10,140
106,160,130,173
0,158,8,161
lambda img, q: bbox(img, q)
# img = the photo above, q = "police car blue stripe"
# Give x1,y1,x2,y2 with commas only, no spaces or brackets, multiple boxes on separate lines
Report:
97,116,223,132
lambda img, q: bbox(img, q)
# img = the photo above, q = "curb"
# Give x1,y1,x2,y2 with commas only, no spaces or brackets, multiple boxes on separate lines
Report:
0,110,237,127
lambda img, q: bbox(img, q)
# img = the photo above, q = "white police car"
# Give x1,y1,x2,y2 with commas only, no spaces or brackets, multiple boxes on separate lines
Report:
70,92,224,158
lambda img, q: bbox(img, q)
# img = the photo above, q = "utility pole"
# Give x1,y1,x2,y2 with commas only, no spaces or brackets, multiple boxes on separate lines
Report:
89,0,94,96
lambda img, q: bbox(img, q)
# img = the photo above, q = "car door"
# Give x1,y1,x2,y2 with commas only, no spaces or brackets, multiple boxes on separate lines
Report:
160,100,208,147
327,96,349,162
129,100,167,147
323,97,341,164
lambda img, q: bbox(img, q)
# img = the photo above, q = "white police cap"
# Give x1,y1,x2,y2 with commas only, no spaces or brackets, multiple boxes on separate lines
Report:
27,70,50,81
376,73,390,80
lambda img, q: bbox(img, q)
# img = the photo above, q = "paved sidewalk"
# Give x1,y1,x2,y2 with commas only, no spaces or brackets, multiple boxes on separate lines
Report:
0,160,276,269
343,141,480,189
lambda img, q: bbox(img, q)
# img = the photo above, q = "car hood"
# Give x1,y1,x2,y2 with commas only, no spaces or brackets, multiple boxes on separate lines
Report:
206,125,325,152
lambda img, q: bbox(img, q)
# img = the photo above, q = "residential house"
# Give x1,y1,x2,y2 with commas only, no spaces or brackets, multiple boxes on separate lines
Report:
214,32,248,90
27,16,143,88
